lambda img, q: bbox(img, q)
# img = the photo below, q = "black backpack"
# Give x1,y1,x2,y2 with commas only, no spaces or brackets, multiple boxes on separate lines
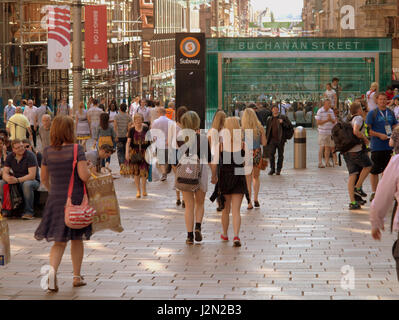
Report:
331,120,362,153
283,117,294,141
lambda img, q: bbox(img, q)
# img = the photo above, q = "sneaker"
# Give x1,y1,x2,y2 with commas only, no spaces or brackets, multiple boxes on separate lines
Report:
354,187,367,198
220,234,229,242
195,229,202,242
349,202,361,210
370,192,376,202
186,236,194,245
233,237,241,247
21,214,34,220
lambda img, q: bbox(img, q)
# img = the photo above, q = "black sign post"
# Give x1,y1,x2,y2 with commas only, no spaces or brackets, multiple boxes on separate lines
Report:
175,33,206,128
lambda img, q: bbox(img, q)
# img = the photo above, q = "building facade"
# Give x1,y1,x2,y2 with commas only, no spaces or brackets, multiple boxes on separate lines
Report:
302,0,399,79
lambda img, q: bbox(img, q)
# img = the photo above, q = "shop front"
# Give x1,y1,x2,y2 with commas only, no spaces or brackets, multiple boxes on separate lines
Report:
206,37,392,127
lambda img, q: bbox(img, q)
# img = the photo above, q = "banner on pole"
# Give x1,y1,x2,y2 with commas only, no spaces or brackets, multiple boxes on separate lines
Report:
85,5,108,69
46,5,71,69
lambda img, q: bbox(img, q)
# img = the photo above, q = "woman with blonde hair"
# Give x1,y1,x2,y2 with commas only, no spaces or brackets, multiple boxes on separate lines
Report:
208,110,226,211
367,82,379,111
241,108,266,209
75,102,91,151
177,111,217,245
126,113,151,198
34,115,92,292
218,117,249,247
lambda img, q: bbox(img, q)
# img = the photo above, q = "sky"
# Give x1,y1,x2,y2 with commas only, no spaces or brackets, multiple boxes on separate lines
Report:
251,0,303,20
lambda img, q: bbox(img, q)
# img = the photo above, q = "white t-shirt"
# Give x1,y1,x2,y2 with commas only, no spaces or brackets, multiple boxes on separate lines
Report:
348,115,364,153
367,90,378,111
109,110,118,122
325,89,336,106
315,107,336,135
24,105,37,125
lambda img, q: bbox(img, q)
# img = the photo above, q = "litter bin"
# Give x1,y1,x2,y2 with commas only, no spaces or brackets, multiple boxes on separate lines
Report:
294,126,306,169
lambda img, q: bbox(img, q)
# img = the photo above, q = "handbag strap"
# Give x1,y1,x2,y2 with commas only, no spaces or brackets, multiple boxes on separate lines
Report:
67,144,87,199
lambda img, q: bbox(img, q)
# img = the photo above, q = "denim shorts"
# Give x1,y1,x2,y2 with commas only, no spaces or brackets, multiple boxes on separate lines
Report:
343,149,372,175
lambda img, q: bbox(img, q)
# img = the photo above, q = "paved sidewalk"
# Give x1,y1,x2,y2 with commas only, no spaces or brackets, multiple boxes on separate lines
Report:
1,129,399,300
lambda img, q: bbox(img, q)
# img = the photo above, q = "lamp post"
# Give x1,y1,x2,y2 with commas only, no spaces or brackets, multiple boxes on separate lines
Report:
72,0,83,112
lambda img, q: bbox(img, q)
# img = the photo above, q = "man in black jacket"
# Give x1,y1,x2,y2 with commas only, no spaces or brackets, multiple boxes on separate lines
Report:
266,104,291,175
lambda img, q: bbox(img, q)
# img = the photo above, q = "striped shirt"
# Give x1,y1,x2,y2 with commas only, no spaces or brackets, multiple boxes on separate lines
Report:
315,107,336,135
114,113,131,138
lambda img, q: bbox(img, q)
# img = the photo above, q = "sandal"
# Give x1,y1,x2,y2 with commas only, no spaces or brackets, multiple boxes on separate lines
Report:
73,275,87,287
136,192,141,198
318,164,325,168
254,201,260,208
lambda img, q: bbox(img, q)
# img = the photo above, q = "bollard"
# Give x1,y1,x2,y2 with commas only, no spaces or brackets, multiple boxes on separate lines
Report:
294,126,306,169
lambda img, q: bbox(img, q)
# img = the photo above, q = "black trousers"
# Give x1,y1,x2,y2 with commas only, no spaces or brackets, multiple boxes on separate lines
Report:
268,141,285,171
30,125,37,147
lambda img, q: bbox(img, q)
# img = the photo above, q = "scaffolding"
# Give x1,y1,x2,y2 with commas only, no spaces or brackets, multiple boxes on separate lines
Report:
0,0,143,112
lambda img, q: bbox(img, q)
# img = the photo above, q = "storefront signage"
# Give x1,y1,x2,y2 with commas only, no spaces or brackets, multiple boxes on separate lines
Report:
207,38,391,53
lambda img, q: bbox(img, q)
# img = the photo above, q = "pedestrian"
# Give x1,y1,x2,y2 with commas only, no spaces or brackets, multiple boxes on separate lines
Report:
87,99,103,140
23,99,38,147
34,99,50,137
218,117,249,247
129,96,140,118
39,114,51,151
370,154,399,242
20,99,27,113
392,96,399,120
95,113,116,168
342,103,372,210
265,104,291,175
331,77,341,109
86,144,114,174
324,83,337,108
242,108,266,209
172,106,188,207
114,103,132,169
3,99,16,126
34,115,91,292
7,107,33,142
135,99,151,126
75,102,91,152
367,82,379,112
315,99,337,168
56,97,71,116
126,113,150,198
151,107,173,181
165,101,175,121
366,92,398,202
386,86,394,102
208,110,226,212
176,111,216,245
108,101,118,129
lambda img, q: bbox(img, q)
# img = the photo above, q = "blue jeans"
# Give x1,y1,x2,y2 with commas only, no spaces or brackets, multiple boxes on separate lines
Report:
0,179,40,215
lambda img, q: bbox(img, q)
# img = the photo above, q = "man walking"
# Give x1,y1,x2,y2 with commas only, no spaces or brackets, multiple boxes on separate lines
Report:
114,103,132,168
265,104,291,175
87,99,103,140
23,99,37,147
315,99,336,168
4,99,16,126
366,92,398,201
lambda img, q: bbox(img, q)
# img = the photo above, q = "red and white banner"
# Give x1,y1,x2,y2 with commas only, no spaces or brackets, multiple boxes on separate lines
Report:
85,5,108,69
46,5,71,69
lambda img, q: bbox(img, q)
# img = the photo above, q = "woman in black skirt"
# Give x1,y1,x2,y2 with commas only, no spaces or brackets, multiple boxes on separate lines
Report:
34,115,91,292
218,117,250,247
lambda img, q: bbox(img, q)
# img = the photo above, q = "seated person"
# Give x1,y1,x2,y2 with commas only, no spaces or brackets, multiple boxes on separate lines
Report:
22,139,42,168
0,139,40,219
0,129,12,152
0,136,9,178
85,144,114,174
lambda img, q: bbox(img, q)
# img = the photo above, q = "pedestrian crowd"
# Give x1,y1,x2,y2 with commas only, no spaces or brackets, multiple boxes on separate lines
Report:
3,81,399,291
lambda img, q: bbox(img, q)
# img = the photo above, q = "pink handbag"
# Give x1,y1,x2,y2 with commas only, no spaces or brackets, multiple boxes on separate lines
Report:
64,144,96,229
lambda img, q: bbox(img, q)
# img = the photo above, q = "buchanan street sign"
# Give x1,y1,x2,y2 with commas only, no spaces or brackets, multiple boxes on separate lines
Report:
207,38,391,52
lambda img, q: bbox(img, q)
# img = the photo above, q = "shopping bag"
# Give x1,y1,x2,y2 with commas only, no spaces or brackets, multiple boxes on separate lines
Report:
2,184,12,211
86,173,123,233
0,216,11,265
10,184,23,210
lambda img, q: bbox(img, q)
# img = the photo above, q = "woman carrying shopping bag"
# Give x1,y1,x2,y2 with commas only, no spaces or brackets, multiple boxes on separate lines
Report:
34,115,92,292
